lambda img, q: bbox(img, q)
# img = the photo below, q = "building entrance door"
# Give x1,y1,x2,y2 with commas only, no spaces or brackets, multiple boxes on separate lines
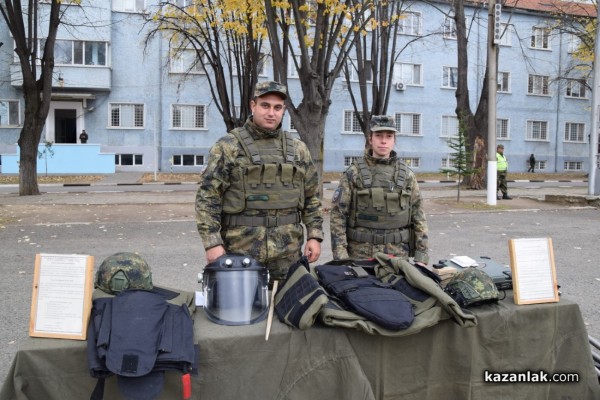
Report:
54,109,77,144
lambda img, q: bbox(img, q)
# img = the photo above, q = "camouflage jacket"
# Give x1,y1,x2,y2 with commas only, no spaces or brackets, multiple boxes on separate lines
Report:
330,149,429,264
195,118,324,254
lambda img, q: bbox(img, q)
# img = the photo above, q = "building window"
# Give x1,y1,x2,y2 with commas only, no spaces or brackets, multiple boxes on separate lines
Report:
566,79,587,99
112,0,146,13
344,156,357,167
497,118,509,139
347,59,373,82
170,48,206,74
171,104,206,129
527,74,549,96
567,33,582,54
288,55,301,78
441,115,459,137
343,110,363,133
394,113,421,136
564,122,585,142
442,66,458,89
394,63,422,85
110,103,145,128
0,100,20,127
289,119,297,132
398,12,421,36
400,157,420,168
443,14,456,39
526,120,548,141
531,27,551,50
115,154,143,166
497,71,510,92
47,39,108,66
172,155,205,166
564,161,583,171
498,23,512,46
441,158,457,169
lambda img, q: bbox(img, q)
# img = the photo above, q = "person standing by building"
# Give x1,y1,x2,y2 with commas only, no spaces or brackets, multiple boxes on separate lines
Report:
329,115,429,267
195,81,323,282
528,153,536,173
496,144,512,200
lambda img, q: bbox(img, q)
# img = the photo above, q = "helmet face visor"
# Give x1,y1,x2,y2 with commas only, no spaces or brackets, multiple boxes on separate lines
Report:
203,270,269,325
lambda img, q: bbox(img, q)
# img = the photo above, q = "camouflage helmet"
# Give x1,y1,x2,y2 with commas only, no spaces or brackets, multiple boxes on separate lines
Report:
95,252,153,295
443,268,499,308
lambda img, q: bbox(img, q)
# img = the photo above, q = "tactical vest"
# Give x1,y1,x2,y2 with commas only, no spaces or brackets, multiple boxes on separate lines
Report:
222,127,306,225
348,157,412,244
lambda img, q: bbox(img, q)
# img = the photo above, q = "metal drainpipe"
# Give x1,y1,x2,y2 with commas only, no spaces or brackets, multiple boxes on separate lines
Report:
554,31,563,173
156,34,163,178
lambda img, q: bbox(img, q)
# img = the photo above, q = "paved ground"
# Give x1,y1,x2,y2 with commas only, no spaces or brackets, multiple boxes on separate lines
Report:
0,175,599,385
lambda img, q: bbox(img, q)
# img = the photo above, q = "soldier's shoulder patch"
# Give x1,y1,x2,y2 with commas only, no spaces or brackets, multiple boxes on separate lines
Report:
332,187,343,204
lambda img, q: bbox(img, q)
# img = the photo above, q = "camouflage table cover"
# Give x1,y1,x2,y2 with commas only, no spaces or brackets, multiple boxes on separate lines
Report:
1,295,599,400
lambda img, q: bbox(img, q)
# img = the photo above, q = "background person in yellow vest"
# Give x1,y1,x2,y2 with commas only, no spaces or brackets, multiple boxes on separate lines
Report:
496,144,512,200
329,115,429,267
195,81,324,282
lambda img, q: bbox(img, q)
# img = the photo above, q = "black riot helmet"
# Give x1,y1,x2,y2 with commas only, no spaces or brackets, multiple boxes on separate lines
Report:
201,253,270,326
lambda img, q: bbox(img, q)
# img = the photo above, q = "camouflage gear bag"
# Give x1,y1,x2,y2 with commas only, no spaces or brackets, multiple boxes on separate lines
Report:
443,268,499,308
95,252,153,295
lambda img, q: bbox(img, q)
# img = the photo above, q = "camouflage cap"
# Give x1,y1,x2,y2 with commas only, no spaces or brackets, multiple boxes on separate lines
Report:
444,267,499,307
95,252,153,294
254,80,287,100
369,115,398,133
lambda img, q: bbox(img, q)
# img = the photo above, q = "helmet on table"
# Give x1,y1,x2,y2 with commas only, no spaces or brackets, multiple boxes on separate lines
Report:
95,252,153,295
444,267,499,308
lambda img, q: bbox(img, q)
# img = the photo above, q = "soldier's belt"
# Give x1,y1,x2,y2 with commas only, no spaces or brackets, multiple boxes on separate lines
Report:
347,227,410,245
223,212,300,228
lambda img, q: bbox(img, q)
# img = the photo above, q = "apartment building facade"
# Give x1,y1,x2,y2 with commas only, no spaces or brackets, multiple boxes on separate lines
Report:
0,0,593,174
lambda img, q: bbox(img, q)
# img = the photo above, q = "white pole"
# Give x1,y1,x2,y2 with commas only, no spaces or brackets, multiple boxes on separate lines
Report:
487,0,498,205
589,5,600,195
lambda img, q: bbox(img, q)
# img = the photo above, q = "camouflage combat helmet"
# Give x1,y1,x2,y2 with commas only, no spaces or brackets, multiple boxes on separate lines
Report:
95,252,153,294
443,268,499,308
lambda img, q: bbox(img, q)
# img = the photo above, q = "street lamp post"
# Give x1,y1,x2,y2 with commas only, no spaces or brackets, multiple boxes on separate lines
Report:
487,0,499,205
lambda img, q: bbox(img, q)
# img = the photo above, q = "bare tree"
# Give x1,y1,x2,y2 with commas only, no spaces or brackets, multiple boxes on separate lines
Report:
1,0,62,195
264,0,371,186
342,0,404,138
144,0,267,131
452,0,489,189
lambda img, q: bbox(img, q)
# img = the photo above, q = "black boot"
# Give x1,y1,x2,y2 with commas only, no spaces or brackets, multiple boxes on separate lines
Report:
502,193,512,200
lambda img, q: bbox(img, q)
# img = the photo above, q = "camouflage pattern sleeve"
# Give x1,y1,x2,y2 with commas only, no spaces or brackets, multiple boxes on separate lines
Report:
195,134,239,250
295,139,324,241
329,166,355,260
407,172,429,265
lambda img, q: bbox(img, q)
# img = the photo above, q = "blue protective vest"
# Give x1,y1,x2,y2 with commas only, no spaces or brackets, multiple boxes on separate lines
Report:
87,288,197,400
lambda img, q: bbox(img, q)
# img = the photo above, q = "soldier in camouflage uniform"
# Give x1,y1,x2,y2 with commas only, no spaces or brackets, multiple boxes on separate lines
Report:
196,81,324,281
330,115,429,266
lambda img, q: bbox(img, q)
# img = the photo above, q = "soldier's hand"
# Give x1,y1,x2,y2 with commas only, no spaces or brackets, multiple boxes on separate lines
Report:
304,239,321,263
206,245,226,264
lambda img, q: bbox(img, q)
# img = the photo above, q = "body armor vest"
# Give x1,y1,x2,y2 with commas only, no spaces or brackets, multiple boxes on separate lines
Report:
349,157,411,235
222,127,305,215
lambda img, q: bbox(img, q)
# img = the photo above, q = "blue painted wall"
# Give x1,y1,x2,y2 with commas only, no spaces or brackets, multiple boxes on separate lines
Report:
1,144,115,174
0,0,593,174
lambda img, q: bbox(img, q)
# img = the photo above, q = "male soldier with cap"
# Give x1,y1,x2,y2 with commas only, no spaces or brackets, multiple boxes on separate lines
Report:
330,115,429,267
196,81,323,282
